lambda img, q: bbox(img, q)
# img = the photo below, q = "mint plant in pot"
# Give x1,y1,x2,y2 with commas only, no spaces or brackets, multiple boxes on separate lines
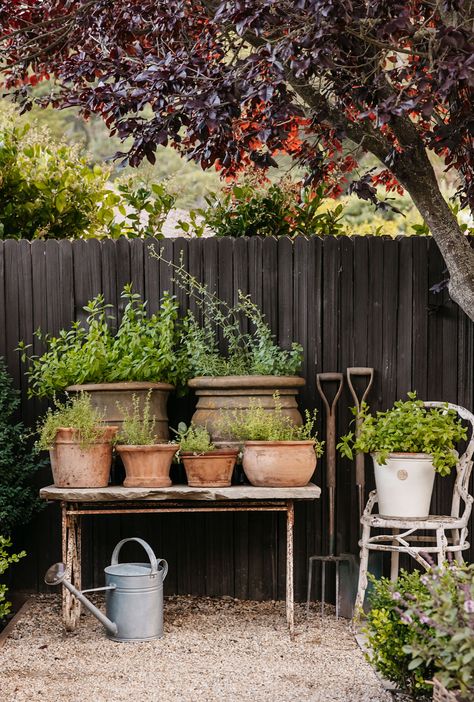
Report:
19,285,189,439
37,394,118,488
338,393,467,518
116,393,179,488
176,424,238,487
226,395,323,487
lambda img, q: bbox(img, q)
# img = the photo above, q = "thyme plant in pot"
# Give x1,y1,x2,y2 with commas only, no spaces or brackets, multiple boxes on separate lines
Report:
176,423,238,487
19,285,189,439
337,393,467,518
226,395,323,487
152,250,305,442
116,393,179,487
37,394,118,488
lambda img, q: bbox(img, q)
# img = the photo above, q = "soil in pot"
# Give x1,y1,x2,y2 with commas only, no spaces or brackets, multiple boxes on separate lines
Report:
372,452,436,518
50,426,118,488
242,441,317,487
116,444,179,487
181,450,239,487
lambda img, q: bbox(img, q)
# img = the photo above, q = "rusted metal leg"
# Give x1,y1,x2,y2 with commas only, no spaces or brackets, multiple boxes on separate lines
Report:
286,500,294,638
61,502,82,631
390,529,400,581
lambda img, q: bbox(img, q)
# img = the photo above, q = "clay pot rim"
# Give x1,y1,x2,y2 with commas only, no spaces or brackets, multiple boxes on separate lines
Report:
55,425,118,443
371,451,433,459
117,443,179,452
181,449,239,457
188,375,305,389
66,381,175,392
244,440,315,447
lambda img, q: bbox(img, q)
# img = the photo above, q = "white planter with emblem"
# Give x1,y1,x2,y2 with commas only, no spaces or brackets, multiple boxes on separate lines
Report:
371,452,436,518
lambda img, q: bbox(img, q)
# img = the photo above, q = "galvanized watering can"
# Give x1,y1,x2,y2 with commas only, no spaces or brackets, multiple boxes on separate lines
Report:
45,537,168,642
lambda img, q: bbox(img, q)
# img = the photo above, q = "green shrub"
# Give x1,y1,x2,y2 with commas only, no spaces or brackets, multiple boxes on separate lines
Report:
106,175,176,239
364,570,435,697
19,285,190,396
0,536,26,621
117,392,158,445
37,394,106,450
175,423,215,454
337,392,467,476
0,358,44,535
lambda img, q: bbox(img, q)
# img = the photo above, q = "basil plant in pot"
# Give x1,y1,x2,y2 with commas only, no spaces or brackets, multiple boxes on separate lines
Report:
338,393,467,518
175,423,238,488
115,393,179,488
37,394,118,488
19,285,189,439
225,395,323,487
153,250,305,442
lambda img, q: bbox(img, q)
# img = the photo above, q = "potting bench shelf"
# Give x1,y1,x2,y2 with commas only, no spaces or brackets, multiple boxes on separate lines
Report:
40,483,321,637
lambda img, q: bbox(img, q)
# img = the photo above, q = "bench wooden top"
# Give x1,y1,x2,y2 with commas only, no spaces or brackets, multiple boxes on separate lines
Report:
40,483,321,502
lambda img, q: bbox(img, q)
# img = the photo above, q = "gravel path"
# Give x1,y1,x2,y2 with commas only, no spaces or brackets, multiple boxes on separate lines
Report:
0,595,391,702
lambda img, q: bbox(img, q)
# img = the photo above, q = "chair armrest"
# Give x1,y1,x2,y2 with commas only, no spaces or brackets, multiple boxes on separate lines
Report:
363,490,378,517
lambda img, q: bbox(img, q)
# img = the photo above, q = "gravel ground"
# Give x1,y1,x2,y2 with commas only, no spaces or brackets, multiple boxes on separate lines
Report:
0,595,391,702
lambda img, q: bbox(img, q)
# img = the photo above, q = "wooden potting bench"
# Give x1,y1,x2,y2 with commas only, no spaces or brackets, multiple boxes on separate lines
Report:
40,483,321,637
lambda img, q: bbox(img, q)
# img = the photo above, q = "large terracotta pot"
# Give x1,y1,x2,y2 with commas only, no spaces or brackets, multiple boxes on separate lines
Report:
66,382,174,440
188,375,305,442
116,444,179,487
242,441,317,487
372,452,436,518
181,450,239,487
50,426,118,488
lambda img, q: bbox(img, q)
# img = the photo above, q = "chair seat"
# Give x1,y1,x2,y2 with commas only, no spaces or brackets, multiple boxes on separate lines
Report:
362,513,465,530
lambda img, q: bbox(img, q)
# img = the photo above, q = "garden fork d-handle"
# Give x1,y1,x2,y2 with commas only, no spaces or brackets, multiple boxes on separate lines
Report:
346,367,374,519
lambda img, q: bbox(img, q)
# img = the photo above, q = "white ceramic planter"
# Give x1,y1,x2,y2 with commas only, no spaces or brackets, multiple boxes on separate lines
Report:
372,452,436,518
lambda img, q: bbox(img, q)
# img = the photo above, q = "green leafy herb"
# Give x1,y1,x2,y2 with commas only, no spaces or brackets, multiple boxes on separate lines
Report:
117,392,158,446
174,423,215,455
36,393,106,450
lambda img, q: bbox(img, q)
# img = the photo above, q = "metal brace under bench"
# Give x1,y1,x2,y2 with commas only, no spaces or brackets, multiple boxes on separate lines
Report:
40,483,321,638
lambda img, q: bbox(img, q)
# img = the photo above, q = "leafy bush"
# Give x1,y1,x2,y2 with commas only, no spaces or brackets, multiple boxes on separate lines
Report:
37,393,106,450
400,563,474,699
106,175,176,239
364,570,435,698
337,392,466,476
117,392,158,445
0,358,44,535
19,285,189,396
154,250,303,377
0,536,26,621
175,423,215,454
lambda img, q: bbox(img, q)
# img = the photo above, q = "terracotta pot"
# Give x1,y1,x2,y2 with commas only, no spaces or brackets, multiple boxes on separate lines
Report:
50,426,118,488
242,441,317,487
66,382,174,440
116,444,179,487
181,450,239,487
188,375,305,443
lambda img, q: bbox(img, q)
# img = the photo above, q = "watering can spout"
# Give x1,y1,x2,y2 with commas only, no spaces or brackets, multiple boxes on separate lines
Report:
44,563,118,636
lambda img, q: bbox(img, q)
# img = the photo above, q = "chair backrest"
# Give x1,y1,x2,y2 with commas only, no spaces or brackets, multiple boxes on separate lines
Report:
424,401,474,518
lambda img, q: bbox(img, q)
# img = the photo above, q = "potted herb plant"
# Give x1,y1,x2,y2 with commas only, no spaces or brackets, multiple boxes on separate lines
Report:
337,393,467,518
176,423,238,487
153,250,305,441
116,393,179,487
19,285,189,439
226,395,323,487
37,394,118,488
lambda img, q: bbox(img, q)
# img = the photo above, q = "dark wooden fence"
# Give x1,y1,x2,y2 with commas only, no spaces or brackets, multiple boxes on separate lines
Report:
1,236,473,600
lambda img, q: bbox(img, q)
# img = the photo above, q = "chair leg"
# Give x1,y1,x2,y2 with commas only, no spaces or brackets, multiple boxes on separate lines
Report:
306,558,314,619
436,528,447,567
451,528,464,565
354,523,371,615
390,529,400,581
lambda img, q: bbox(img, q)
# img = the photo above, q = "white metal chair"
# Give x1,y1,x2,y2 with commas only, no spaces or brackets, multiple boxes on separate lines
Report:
354,402,474,612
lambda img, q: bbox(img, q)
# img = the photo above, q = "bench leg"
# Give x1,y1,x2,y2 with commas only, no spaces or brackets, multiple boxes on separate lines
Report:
61,503,82,631
286,500,294,638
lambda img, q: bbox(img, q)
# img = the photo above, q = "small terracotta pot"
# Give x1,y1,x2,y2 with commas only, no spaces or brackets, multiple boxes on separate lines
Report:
181,450,239,487
116,444,179,487
242,441,317,487
50,426,118,488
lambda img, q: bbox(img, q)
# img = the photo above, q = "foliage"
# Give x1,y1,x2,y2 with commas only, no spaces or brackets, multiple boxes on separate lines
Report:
117,392,157,446
364,570,435,697
226,393,324,451
19,285,189,396
36,393,106,450
337,392,467,476
178,177,346,238
175,423,215,455
106,175,176,239
0,358,44,536
154,250,303,377
399,563,474,699
0,536,26,621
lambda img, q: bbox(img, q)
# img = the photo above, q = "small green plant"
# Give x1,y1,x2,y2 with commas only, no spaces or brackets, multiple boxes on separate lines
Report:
117,392,157,445
18,285,190,396
106,175,176,239
337,392,467,476
0,536,26,621
364,570,435,698
37,394,105,450
226,394,324,451
175,423,215,454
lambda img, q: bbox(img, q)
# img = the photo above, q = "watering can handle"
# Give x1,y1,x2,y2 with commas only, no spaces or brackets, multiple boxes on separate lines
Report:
111,537,160,575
